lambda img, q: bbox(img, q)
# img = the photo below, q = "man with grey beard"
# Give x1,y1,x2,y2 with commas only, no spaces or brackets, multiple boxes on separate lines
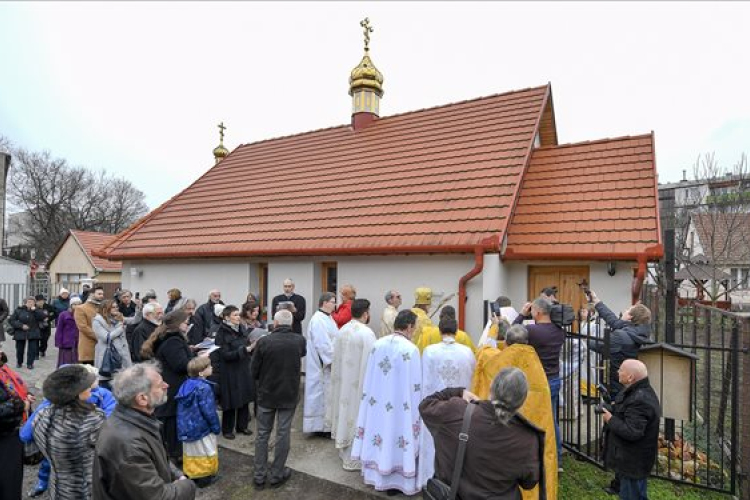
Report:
92,363,196,500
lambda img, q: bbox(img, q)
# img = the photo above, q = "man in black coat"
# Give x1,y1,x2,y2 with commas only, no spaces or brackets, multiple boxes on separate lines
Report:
9,297,47,369
602,359,660,500
130,302,163,363
251,309,306,489
271,279,306,334
35,294,55,358
194,290,223,338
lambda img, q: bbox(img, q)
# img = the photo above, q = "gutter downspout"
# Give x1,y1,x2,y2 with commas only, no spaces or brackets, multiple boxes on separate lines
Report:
458,236,499,330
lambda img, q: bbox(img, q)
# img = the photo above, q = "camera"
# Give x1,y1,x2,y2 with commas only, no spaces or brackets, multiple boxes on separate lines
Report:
594,383,613,415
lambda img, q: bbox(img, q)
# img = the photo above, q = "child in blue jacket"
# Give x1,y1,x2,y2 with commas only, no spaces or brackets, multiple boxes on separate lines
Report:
177,356,221,488
21,364,117,497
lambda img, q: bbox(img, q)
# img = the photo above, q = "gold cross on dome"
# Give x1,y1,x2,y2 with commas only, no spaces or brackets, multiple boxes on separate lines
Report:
360,17,373,51
217,122,226,142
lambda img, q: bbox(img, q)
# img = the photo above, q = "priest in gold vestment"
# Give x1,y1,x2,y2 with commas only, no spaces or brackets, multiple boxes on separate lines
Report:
416,305,476,354
410,287,434,347
471,324,558,500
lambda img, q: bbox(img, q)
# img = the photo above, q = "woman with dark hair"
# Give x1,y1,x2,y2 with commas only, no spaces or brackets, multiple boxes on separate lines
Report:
165,288,186,314
215,305,255,439
33,365,106,499
240,301,265,331
141,309,195,462
0,347,29,500
93,300,133,389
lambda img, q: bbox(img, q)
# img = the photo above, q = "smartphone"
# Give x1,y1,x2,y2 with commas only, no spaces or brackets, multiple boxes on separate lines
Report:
490,302,501,316
135,292,140,299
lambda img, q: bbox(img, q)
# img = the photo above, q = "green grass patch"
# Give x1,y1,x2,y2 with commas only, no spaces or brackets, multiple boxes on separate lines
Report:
560,455,730,499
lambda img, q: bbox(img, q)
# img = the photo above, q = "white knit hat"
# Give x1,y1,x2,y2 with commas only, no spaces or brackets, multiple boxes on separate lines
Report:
59,287,70,295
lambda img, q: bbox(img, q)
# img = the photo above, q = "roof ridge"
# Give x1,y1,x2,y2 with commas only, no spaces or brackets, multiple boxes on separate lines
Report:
534,133,653,151
235,84,549,151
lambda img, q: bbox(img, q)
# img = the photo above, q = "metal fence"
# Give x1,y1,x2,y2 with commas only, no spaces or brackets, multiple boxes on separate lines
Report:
560,288,749,497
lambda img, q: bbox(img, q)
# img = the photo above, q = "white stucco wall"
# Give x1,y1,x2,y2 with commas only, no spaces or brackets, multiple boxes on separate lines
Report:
503,260,636,315
122,260,254,308
0,257,29,284
122,255,487,342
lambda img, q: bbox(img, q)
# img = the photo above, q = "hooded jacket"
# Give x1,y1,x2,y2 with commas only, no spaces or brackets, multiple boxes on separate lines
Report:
176,378,220,442
590,301,652,395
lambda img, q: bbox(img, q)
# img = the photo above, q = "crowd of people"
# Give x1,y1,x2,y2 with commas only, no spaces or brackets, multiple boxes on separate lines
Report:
0,279,660,500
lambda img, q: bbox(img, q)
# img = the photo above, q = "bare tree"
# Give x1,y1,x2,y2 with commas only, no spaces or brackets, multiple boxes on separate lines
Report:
2,137,148,262
675,153,750,304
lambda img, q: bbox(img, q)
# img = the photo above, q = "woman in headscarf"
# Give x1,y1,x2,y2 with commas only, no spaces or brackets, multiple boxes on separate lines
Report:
141,309,195,462
32,365,106,499
55,296,82,367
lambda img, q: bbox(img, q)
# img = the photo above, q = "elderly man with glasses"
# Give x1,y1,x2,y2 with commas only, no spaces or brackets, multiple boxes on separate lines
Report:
379,289,402,338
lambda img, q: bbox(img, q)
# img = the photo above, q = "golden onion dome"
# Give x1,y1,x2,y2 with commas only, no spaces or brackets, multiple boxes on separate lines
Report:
213,143,229,160
213,122,229,162
349,50,384,97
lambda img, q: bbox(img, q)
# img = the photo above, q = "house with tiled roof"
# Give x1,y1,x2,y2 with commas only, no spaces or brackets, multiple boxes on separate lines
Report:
47,230,122,297
94,30,662,338
680,213,750,305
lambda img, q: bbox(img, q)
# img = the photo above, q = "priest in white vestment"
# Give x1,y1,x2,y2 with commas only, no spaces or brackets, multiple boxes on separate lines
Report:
352,310,422,496
326,299,378,470
417,318,476,489
303,292,340,433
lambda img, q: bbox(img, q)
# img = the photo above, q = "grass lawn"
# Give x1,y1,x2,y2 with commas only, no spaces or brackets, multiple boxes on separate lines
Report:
560,455,731,499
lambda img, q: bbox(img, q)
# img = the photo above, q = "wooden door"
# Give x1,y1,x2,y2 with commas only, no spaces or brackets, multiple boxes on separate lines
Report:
528,266,590,330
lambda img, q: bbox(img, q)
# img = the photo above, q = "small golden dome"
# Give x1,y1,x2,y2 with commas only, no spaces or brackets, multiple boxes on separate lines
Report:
349,50,384,97
213,121,229,163
213,143,229,159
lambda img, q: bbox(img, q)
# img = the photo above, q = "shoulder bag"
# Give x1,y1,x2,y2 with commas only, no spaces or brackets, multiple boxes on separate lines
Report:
423,401,476,500
100,331,123,378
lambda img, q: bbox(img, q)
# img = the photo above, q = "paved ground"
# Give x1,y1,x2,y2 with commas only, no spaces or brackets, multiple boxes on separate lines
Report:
3,339,395,499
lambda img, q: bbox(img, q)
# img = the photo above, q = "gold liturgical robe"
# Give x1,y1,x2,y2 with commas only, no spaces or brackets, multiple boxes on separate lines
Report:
416,325,477,355
410,308,433,347
471,344,558,500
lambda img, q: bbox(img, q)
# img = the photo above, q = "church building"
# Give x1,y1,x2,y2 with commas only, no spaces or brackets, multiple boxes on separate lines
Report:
95,20,662,339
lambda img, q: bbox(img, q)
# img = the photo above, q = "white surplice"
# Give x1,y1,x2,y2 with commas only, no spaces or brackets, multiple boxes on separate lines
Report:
326,319,377,470
352,333,422,495
303,310,340,432
380,305,398,338
417,337,476,489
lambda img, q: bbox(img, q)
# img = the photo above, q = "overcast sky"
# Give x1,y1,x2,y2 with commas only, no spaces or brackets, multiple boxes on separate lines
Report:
1,1,748,210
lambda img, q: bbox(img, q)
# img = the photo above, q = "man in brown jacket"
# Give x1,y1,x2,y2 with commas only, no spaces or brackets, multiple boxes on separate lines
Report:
93,363,196,500
75,285,104,364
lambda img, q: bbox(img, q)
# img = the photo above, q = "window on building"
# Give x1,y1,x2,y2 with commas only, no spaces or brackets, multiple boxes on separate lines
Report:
57,273,88,283
321,262,337,294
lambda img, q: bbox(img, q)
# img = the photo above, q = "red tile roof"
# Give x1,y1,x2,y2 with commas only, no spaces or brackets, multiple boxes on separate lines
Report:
504,134,663,259
98,85,553,259
70,231,122,271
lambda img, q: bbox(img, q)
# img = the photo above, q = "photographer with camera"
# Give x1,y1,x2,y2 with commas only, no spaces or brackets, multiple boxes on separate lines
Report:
513,297,565,469
586,291,652,400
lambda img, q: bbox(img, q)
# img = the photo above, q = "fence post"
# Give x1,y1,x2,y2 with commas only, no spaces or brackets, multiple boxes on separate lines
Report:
664,228,676,441
740,318,750,500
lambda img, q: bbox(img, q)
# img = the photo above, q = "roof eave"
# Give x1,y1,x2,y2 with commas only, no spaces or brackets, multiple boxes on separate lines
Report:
502,243,664,262
99,236,502,261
